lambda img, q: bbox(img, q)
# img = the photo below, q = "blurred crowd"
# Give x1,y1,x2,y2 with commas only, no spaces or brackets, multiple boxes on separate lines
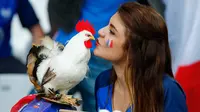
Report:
0,0,199,112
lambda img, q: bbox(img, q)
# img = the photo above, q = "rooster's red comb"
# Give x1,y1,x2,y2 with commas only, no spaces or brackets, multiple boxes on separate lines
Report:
75,20,95,35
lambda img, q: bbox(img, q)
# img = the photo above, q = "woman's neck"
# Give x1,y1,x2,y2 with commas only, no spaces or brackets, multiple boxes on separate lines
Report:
112,61,131,111
113,61,127,90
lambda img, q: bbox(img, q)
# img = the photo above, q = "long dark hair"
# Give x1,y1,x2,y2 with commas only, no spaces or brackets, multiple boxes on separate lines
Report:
111,2,173,112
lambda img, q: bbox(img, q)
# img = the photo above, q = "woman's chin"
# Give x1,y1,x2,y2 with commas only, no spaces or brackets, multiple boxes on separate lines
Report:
93,48,100,56
94,47,104,58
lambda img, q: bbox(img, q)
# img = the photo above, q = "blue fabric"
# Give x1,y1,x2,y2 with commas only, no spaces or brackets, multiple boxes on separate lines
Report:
20,98,75,112
55,0,136,111
95,69,188,112
0,0,39,57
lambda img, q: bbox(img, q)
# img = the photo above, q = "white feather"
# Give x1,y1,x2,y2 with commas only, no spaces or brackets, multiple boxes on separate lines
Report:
38,36,64,58
37,30,93,94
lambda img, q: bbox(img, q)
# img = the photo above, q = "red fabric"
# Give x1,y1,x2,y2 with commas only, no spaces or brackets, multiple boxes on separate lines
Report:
175,61,200,112
11,94,37,112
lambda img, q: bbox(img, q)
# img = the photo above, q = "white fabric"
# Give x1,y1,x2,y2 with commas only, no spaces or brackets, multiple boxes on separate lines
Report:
165,0,200,74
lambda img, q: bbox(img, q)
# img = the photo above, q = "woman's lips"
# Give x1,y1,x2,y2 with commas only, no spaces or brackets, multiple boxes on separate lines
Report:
96,39,100,46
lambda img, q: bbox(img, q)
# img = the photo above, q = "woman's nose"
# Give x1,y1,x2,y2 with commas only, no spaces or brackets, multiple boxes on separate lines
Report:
98,27,105,38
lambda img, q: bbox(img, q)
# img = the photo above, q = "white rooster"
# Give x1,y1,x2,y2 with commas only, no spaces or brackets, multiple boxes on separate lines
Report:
26,36,65,93
34,20,95,101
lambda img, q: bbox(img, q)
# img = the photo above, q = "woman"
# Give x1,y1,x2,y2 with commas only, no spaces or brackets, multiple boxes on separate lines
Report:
94,2,187,112
49,0,139,111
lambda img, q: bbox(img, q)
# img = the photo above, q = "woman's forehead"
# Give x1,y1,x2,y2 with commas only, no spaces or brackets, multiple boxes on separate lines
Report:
110,13,126,36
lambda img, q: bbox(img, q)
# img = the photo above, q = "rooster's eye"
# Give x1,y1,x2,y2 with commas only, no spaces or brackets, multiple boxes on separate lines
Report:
85,34,91,37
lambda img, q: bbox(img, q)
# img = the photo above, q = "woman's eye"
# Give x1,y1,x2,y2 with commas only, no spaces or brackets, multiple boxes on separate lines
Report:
109,29,115,35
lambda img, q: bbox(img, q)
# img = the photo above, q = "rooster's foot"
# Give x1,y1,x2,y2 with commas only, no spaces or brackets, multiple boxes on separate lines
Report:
61,95,82,106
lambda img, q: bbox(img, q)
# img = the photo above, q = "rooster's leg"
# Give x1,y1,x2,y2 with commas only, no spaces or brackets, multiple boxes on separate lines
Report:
48,88,62,100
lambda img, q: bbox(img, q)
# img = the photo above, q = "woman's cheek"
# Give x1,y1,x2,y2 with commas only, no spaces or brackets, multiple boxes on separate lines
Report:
105,39,113,48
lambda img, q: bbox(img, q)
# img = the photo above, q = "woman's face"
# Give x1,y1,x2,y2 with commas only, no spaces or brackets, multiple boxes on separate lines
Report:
94,12,127,62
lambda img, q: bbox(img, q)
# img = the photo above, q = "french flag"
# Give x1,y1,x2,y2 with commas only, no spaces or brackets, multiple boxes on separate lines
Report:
165,0,200,111
106,39,113,48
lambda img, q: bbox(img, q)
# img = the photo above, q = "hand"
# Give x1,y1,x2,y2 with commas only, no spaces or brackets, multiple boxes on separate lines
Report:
32,36,43,45
30,24,45,45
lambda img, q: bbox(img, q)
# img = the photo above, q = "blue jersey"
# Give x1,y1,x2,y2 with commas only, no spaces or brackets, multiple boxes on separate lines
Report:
0,0,39,57
95,69,188,112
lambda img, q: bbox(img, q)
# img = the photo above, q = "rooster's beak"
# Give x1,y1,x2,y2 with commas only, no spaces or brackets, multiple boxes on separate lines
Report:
89,35,95,40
